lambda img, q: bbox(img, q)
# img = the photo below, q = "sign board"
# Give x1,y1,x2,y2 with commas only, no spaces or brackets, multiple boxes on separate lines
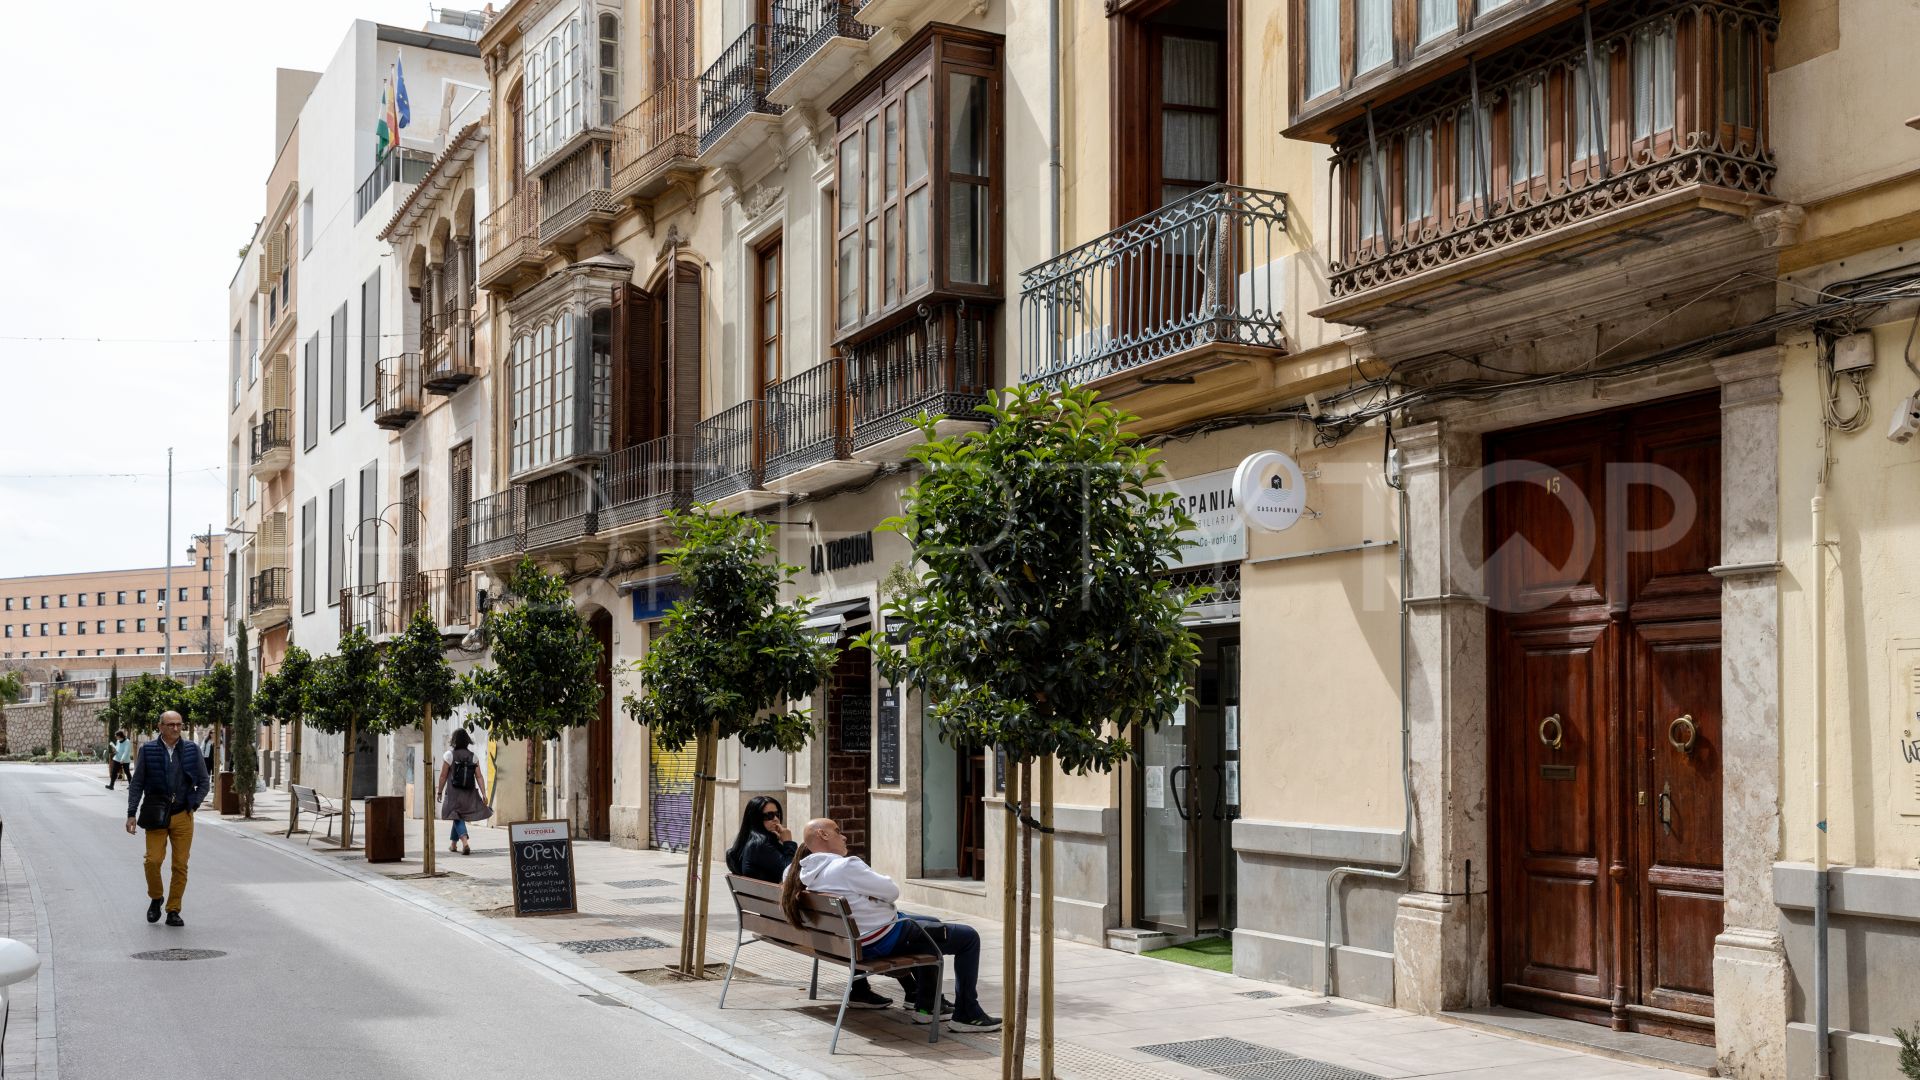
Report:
812,531,876,575
1233,451,1308,532
839,692,872,754
876,687,902,786
1148,467,1247,569
509,819,578,917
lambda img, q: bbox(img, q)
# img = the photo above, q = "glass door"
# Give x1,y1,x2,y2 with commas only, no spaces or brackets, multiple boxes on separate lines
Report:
1137,704,1199,933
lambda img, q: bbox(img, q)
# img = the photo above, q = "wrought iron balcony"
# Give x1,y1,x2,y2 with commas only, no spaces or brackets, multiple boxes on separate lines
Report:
523,469,597,551
699,25,785,161
599,435,696,532
422,310,478,394
767,0,875,106
375,353,423,430
339,570,450,639
355,147,434,223
247,567,291,624
694,401,762,502
249,408,294,478
538,138,618,251
846,300,991,456
1019,184,1290,390
763,358,849,482
477,188,546,292
613,79,700,203
468,489,524,565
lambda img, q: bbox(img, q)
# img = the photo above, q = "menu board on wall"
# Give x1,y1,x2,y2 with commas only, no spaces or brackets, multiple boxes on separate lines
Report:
876,687,901,786
839,692,872,754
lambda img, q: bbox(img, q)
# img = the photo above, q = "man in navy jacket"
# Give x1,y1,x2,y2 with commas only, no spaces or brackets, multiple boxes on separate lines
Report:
124,710,209,926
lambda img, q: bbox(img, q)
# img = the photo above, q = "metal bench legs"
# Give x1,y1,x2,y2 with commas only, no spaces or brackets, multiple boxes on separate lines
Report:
718,924,747,1010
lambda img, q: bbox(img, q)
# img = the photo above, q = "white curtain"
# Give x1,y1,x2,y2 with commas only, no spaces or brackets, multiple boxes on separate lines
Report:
1356,0,1393,75
1307,0,1340,98
1419,0,1457,43
1633,22,1676,139
1572,57,1610,160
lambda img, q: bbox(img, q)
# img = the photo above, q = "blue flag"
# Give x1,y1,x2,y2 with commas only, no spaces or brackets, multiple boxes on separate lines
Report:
395,53,411,129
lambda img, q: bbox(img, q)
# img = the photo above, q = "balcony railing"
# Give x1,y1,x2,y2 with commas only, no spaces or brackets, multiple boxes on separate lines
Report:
1324,0,1775,302
247,567,291,620
355,148,435,223
478,188,544,289
524,470,597,550
339,570,449,638
613,78,699,195
1020,184,1289,389
249,408,293,464
468,489,524,564
422,310,478,393
375,354,424,430
699,25,784,155
695,401,762,501
763,358,848,481
769,0,874,88
847,301,992,450
538,139,617,247
600,435,696,530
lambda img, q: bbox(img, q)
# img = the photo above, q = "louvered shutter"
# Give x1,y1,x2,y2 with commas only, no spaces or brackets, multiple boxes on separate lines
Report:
257,244,274,294
265,353,291,412
666,263,702,440
611,283,656,449
262,511,289,569
449,443,472,576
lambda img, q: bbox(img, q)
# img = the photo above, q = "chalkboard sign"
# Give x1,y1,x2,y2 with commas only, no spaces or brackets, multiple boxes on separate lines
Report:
876,687,901,786
839,692,872,754
509,819,578,917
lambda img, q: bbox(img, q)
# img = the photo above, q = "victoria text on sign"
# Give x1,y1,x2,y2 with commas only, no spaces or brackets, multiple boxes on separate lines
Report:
509,819,579,916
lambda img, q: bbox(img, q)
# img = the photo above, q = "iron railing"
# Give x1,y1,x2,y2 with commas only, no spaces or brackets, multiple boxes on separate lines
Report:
375,354,424,429
600,435,696,529
468,489,524,563
524,470,597,550
769,0,875,88
763,358,848,480
354,147,435,222
613,78,699,190
339,570,449,638
247,567,291,618
250,408,294,464
695,401,761,500
538,139,617,245
422,310,478,392
1020,184,1289,388
478,188,543,285
1325,0,1775,299
699,25,784,154
846,301,992,449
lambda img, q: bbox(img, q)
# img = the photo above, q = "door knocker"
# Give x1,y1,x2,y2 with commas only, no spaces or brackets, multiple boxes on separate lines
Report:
1539,713,1564,752
1668,714,1698,755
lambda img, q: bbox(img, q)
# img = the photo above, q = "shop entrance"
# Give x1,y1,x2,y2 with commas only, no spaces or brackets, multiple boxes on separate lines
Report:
1135,629,1240,937
826,647,873,861
587,609,614,842
1486,393,1722,1044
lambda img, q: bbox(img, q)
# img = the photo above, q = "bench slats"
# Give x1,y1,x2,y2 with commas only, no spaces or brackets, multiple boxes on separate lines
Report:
741,911,858,963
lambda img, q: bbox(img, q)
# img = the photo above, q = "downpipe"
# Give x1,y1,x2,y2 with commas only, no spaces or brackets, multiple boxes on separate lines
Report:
1811,480,1831,1080
1323,445,1414,997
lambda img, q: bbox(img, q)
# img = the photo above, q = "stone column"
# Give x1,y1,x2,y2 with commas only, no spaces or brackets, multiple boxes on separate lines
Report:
1392,420,1492,1014
1711,348,1787,1080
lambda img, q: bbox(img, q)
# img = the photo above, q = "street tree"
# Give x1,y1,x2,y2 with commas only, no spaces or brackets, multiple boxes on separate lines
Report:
232,623,259,818
257,644,316,833
304,627,387,848
461,558,601,822
186,662,235,774
863,385,1200,1078
623,508,837,976
382,609,461,875
107,673,189,738
103,663,120,747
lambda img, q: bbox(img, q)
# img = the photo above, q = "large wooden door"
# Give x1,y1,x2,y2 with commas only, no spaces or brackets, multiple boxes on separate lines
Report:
1488,394,1722,1044
588,609,614,842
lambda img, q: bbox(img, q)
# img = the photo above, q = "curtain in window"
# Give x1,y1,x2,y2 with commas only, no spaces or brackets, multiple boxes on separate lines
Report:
1418,0,1456,43
1357,151,1383,241
1355,0,1393,75
1633,22,1676,139
1307,0,1339,98
1404,124,1434,223
1508,78,1545,182
1455,103,1491,205
1572,57,1610,160
1160,35,1222,204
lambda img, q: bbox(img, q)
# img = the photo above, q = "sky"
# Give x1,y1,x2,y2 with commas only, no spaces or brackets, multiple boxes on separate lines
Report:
0,1,451,577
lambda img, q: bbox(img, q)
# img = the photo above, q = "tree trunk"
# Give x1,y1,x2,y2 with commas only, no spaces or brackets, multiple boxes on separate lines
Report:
678,729,713,976
340,716,356,849
1001,752,1019,1080
1013,762,1034,1079
1040,757,1055,1080
693,730,718,977
423,705,436,877
289,719,304,835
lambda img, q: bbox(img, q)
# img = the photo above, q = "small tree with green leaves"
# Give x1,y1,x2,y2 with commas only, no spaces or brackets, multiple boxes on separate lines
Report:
0,671,19,757
231,623,259,817
185,662,234,772
462,558,602,823
624,508,838,976
107,673,189,738
304,627,387,848
1895,1024,1920,1080
863,385,1200,1073
257,644,315,832
103,664,121,747
383,609,461,874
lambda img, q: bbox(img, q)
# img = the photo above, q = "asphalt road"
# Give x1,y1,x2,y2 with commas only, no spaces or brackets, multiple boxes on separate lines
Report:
1,763,774,1080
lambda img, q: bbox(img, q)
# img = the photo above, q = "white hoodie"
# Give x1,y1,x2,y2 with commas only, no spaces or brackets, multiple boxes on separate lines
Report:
798,851,900,943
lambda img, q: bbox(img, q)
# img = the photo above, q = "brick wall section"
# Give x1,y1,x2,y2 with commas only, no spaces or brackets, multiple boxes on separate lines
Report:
825,648,871,862
3,699,111,756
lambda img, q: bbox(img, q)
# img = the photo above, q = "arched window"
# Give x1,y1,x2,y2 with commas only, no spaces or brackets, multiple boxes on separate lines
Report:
598,14,620,126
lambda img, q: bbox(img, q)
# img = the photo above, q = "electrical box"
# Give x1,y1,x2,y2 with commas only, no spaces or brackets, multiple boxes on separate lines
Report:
1833,332,1876,373
1892,640,1920,819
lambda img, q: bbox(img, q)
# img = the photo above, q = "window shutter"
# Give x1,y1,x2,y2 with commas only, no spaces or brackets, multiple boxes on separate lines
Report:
611,283,656,449
262,511,289,568
449,443,472,575
266,353,291,412
400,472,421,584
666,262,702,440
358,462,379,588
300,498,318,614
303,337,321,451
257,243,275,294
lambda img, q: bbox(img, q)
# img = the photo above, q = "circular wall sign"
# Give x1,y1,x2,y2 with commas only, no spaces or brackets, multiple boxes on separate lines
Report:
1233,451,1307,532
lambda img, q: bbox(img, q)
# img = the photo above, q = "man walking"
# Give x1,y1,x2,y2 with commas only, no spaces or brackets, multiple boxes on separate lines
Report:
124,710,209,927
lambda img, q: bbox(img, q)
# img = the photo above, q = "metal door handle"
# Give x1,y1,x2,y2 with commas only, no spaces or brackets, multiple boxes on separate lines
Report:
1539,713,1564,751
1668,714,1698,754
1169,765,1191,822
1658,783,1675,835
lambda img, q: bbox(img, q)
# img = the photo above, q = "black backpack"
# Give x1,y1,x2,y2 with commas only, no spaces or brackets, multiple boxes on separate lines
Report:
450,750,478,792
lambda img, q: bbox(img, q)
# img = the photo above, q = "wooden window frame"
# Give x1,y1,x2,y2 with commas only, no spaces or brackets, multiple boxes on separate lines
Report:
755,234,784,398
1112,0,1243,228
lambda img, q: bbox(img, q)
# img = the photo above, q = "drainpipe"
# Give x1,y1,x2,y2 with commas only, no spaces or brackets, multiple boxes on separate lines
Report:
1811,478,1831,1080
1049,0,1062,261
1323,440,1414,997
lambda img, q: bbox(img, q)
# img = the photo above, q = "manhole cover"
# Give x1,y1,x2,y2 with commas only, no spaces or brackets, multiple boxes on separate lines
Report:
132,949,227,962
1238,990,1283,1000
1276,1001,1364,1019
1213,1060,1381,1080
623,964,732,984
607,879,675,889
558,935,669,954
1135,1037,1295,1069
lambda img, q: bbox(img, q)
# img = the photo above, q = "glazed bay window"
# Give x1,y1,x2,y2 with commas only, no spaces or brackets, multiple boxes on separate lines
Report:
508,312,612,479
524,17,589,170
832,26,1001,341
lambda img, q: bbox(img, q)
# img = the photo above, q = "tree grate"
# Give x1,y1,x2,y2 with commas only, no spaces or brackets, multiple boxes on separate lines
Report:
1135,1037,1296,1069
1211,1060,1381,1080
132,949,227,962
605,879,675,889
616,895,678,905
557,935,669,954
1237,990,1283,1000
1275,1002,1364,1019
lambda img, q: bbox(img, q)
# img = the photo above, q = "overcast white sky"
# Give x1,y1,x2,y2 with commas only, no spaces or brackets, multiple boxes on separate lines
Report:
0,1,448,577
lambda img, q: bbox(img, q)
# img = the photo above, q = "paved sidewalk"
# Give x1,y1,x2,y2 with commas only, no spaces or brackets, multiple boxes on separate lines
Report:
1,826,56,1080
208,780,1698,1080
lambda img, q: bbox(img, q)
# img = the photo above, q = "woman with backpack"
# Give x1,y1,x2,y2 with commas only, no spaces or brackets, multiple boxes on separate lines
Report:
438,727,492,854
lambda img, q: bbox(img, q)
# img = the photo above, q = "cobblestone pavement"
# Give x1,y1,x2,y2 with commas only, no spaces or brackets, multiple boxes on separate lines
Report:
205,780,1702,1080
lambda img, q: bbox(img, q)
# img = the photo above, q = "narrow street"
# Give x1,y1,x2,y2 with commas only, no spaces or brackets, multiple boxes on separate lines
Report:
0,763,770,1080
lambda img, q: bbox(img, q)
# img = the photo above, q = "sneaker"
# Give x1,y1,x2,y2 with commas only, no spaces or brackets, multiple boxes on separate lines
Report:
165,912,185,927
907,996,956,1022
846,982,893,1010
948,1010,1002,1033
147,899,163,924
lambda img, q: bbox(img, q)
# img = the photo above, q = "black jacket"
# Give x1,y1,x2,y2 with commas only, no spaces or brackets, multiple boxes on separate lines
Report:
126,737,210,820
727,830,797,883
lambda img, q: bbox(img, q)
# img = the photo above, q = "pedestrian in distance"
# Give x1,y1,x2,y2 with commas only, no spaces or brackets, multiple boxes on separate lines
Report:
124,710,209,927
105,730,133,790
438,727,492,855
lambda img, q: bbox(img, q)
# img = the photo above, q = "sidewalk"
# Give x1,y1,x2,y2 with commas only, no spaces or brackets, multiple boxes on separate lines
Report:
214,782,1701,1080
1,828,55,1080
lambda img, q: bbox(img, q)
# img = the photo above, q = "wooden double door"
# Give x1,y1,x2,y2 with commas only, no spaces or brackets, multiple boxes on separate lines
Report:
1487,393,1723,1044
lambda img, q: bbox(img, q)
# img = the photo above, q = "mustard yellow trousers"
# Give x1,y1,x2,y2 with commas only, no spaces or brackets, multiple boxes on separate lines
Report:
143,809,194,913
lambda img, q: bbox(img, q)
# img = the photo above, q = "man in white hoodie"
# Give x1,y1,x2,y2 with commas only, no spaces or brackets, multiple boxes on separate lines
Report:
795,818,1001,1032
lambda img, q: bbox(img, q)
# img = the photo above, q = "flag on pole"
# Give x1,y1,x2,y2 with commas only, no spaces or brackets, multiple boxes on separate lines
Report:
395,52,412,130
375,73,394,160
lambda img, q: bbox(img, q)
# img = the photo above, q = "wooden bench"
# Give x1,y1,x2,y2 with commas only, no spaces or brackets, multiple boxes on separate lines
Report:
288,784,355,847
720,874,943,1053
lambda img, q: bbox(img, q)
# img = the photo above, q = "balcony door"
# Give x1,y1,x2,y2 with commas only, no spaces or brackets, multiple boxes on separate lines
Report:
1114,0,1233,225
